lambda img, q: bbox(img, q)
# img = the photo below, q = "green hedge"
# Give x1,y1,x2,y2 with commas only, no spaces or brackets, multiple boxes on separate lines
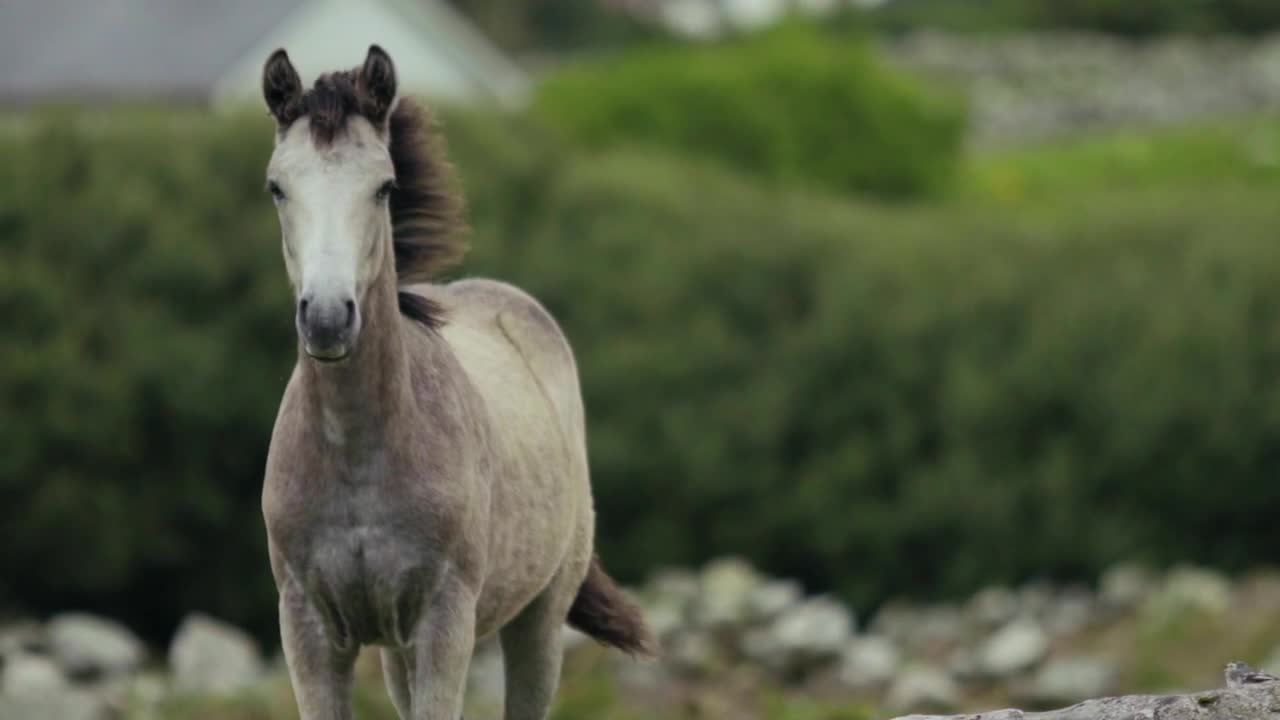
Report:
0,111,287,638
7,109,1280,640
865,0,1280,36
533,25,966,199
469,151,1280,610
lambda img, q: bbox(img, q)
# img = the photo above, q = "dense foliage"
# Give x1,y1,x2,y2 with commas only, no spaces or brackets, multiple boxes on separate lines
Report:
865,0,1280,36
6,106,1280,642
533,25,966,199
445,0,655,51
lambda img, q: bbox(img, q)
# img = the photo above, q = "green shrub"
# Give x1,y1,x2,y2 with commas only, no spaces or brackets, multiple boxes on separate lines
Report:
863,0,1280,36
8,108,1280,643
533,24,966,199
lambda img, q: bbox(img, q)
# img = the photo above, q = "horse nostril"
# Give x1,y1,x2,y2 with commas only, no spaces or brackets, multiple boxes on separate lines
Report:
298,297,310,318
344,299,356,328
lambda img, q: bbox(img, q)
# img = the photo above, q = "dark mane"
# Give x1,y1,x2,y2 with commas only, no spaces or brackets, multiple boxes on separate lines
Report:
288,71,468,325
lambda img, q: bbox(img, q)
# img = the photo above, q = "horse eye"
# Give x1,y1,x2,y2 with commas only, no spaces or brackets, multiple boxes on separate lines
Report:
267,180,286,202
375,180,396,202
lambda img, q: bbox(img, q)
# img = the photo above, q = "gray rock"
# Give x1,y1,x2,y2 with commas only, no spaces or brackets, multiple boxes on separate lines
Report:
1099,563,1155,612
169,614,263,694
886,33,1280,146
872,602,964,653
966,587,1019,629
1018,581,1056,622
1016,656,1117,707
978,618,1049,677
696,557,762,627
747,579,803,622
640,595,687,642
47,613,145,680
641,568,698,641
647,568,700,608
1045,587,1096,636
947,645,981,682
2,653,68,696
667,630,719,677
886,663,960,714
838,635,900,690
767,596,854,673
1144,566,1233,620
739,626,778,665
887,673,1280,720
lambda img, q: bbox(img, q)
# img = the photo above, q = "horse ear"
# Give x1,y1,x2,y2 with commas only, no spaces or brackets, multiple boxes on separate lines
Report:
357,45,397,125
263,49,302,125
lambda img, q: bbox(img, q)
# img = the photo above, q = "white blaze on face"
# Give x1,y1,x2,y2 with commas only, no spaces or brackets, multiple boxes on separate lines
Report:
268,115,395,309
267,117,391,299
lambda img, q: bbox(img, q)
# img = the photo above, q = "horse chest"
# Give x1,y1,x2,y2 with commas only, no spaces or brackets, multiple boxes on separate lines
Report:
279,498,439,650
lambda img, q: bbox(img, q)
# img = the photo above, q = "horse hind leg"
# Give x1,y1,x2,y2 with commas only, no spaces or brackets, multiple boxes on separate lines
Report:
498,561,586,720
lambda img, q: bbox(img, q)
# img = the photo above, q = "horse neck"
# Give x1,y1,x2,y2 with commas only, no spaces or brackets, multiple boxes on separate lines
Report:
299,255,412,448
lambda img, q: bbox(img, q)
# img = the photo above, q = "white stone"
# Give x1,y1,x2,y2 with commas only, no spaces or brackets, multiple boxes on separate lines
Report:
1018,656,1117,707
1100,563,1155,611
978,618,1049,677
838,635,900,689
667,631,719,676
696,557,762,628
967,586,1019,629
1046,587,1096,636
168,614,263,695
48,613,145,679
2,653,68,696
1144,566,1233,621
772,596,854,659
886,663,960,714
746,579,802,621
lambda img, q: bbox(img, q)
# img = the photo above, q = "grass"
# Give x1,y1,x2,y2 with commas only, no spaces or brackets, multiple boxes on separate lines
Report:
123,644,879,720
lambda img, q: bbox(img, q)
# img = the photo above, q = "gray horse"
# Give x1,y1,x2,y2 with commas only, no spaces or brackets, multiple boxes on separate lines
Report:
259,46,653,720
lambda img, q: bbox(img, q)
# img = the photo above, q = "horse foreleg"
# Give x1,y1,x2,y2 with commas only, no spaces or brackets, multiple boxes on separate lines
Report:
408,581,477,720
279,590,358,720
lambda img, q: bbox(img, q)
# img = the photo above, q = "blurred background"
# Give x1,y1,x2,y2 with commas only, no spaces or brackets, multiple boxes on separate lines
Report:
6,0,1280,718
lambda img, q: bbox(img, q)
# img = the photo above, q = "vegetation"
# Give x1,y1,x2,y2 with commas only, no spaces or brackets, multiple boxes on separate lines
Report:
7,101,1280,643
863,0,1280,36
534,24,966,199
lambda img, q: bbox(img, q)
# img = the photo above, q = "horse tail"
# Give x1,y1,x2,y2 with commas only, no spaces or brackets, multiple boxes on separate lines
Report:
567,555,657,657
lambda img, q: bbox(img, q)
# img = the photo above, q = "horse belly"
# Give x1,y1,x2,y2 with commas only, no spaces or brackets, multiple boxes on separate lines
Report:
474,461,585,637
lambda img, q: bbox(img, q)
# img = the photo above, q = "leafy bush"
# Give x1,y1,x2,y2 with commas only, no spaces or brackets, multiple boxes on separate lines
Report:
0,111,289,640
864,0,1280,36
7,108,1280,642
470,148,1280,611
533,24,966,199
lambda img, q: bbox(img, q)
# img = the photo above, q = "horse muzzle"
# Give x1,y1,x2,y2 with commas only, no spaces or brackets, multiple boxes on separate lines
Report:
297,293,360,361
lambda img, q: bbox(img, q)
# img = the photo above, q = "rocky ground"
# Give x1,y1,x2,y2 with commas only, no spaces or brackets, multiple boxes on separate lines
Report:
5,560,1280,719
884,32,1280,145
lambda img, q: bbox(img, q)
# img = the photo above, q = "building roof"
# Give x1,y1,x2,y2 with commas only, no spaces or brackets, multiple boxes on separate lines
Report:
0,0,528,107
0,0,303,103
